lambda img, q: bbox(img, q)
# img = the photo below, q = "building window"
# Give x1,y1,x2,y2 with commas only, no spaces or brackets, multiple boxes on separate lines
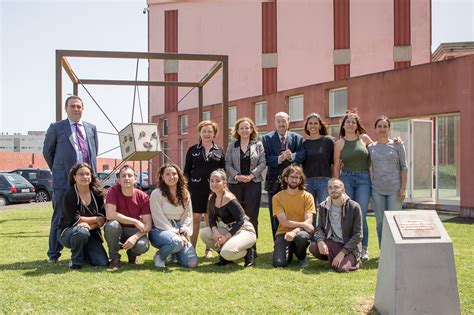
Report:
161,141,169,165
255,101,267,126
228,107,237,128
179,115,188,135
161,119,168,136
179,139,188,170
328,125,341,138
202,111,211,121
288,95,304,122
329,87,347,117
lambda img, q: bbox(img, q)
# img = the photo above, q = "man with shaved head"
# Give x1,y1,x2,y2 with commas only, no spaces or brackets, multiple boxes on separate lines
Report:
310,178,362,272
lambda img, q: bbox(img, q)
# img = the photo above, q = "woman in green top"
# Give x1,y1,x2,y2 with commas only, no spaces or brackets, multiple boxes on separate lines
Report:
333,110,372,260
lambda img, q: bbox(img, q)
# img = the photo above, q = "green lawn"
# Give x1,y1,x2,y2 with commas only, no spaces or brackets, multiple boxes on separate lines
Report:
0,204,472,314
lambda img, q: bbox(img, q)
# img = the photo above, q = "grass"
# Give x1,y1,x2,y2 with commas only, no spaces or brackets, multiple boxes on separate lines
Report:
0,204,472,314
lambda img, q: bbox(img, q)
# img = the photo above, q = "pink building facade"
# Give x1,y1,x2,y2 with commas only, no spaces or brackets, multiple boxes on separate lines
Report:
147,0,431,117
143,1,474,216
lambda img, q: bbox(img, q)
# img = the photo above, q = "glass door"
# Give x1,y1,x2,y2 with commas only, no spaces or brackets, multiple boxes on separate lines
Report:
410,119,434,202
436,115,461,204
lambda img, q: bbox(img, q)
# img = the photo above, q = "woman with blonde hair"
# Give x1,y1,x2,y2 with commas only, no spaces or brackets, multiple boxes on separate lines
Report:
225,117,266,257
184,120,225,258
200,169,256,267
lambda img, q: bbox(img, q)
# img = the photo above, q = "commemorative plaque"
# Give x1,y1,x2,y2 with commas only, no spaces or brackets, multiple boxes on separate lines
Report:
394,214,441,239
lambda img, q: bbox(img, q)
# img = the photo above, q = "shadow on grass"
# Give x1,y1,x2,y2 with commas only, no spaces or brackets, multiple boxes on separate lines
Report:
0,218,50,224
442,216,474,225
0,231,48,238
0,260,70,276
360,257,379,270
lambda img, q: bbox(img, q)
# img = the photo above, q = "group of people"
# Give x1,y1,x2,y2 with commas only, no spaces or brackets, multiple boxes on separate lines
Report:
43,95,407,273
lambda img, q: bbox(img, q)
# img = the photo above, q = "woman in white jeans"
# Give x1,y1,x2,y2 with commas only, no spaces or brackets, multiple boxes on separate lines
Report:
368,115,408,248
200,169,256,267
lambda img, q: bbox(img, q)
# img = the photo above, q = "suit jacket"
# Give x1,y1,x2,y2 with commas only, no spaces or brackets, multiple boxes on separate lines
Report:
262,130,304,180
225,139,266,184
43,119,98,190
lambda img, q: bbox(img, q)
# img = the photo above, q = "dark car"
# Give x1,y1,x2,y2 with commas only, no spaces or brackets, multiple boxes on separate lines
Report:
9,168,53,202
0,173,35,206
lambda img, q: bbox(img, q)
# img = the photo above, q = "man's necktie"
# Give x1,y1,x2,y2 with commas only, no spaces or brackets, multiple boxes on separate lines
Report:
280,136,287,151
74,123,90,164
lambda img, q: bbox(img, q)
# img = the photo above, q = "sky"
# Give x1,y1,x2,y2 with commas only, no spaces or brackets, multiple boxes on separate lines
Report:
0,0,473,158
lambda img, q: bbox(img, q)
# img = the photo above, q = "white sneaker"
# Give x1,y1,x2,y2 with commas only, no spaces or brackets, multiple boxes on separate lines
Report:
154,252,166,268
361,247,369,260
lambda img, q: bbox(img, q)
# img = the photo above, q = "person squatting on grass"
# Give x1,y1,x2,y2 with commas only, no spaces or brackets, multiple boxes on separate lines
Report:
183,120,226,259
272,164,315,268
58,163,108,270
200,169,257,267
105,165,151,270
262,112,304,239
149,164,198,268
43,95,99,264
310,178,362,272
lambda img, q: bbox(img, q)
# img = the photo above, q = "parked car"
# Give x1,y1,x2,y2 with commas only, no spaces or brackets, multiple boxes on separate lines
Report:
97,170,149,191
136,172,150,191
9,168,53,203
97,170,118,190
0,173,35,206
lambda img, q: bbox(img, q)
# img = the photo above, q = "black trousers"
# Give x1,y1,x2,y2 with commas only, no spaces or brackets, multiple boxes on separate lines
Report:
272,231,311,267
267,191,281,239
229,181,262,238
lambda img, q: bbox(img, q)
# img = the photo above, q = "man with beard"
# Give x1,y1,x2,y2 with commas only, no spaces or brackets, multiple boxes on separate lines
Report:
272,164,315,268
310,178,362,272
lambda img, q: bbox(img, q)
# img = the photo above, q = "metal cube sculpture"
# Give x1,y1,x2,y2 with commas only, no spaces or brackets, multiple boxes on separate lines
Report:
119,123,161,161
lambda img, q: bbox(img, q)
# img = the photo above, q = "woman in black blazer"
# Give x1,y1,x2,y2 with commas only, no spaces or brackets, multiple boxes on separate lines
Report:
225,117,266,255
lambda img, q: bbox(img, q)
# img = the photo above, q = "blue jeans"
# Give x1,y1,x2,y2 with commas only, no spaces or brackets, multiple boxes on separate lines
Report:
340,171,371,247
58,226,108,267
306,177,330,206
149,228,198,268
371,190,402,248
48,189,66,260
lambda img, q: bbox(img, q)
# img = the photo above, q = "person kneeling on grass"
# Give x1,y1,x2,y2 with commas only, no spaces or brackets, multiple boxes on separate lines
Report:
58,163,108,270
149,164,198,268
104,165,151,270
309,178,362,272
272,164,315,268
200,169,256,267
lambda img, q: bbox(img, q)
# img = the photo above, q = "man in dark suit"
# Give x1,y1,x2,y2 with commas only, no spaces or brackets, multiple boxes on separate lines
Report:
43,95,99,263
262,112,304,239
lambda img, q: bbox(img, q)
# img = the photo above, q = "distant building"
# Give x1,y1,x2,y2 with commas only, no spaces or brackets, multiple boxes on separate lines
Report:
0,131,45,153
432,41,474,61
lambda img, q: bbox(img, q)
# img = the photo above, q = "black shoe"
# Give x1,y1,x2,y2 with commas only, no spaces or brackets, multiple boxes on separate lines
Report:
68,261,82,270
214,256,233,266
244,248,256,267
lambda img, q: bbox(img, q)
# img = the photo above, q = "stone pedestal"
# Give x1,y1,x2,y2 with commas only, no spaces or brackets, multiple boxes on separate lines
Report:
374,210,460,315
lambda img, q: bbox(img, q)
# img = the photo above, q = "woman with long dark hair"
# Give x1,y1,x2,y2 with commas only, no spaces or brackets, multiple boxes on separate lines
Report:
225,117,265,255
302,113,334,207
200,169,256,267
58,163,108,269
184,120,226,258
149,163,198,268
333,110,372,260
368,116,407,248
